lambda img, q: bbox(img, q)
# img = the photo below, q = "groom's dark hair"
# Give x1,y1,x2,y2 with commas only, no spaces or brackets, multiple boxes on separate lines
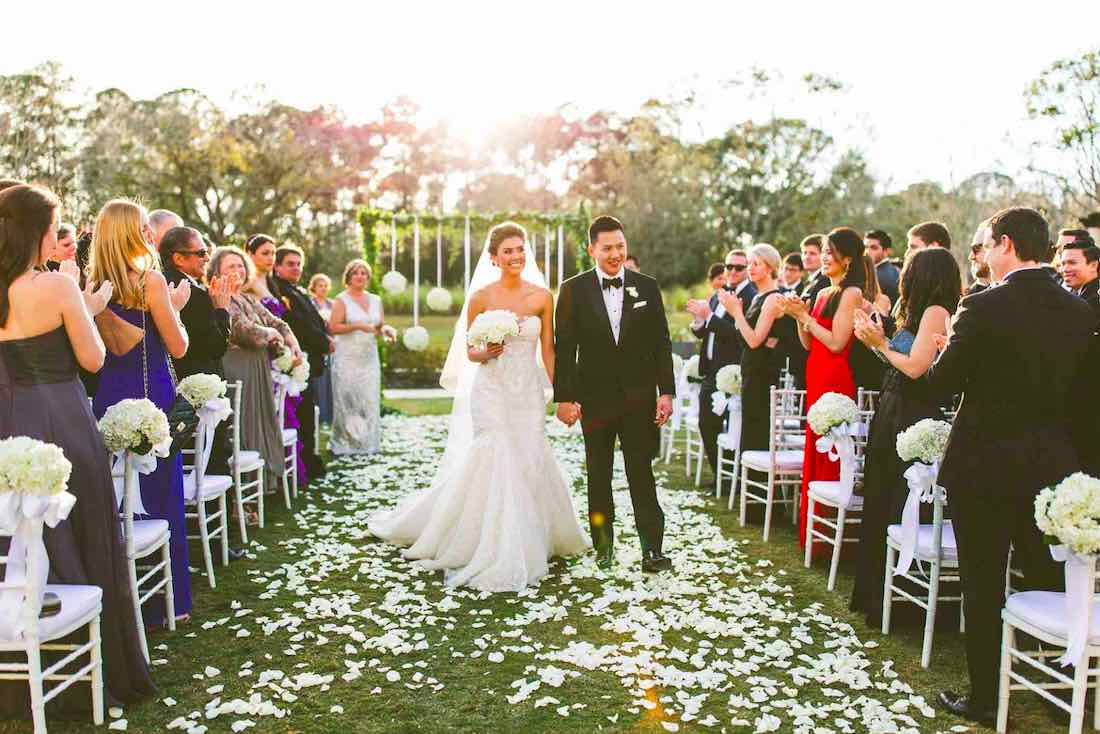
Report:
589,215,624,245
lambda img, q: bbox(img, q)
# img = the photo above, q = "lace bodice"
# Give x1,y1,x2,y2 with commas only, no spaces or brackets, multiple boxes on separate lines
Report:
473,315,550,404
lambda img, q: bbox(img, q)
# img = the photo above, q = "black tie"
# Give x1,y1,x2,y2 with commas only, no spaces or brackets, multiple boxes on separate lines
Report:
602,277,623,290
722,285,735,292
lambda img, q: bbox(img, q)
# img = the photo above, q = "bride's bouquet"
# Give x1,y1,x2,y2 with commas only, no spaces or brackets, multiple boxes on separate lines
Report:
806,392,858,436
467,310,520,349
1035,473,1100,555
895,418,952,464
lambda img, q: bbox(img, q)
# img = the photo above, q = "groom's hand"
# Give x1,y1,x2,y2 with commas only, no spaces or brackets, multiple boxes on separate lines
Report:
555,402,581,426
655,395,674,426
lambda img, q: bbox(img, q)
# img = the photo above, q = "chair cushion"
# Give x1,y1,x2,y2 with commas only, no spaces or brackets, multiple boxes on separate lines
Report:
131,518,170,556
887,521,958,562
183,473,233,501
808,480,863,510
33,585,102,642
229,451,263,472
741,449,803,471
1005,591,1100,644
281,428,298,445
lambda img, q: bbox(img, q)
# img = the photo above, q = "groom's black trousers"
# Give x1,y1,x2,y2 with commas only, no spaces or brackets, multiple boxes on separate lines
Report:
580,395,665,554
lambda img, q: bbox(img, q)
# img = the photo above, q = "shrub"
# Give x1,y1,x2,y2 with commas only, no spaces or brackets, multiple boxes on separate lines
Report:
384,343,449,388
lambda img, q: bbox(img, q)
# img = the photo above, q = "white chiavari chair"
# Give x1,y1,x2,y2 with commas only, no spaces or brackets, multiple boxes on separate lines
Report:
182,419,231,589
226,382,264,541
273,380,297,506
739,385,806,541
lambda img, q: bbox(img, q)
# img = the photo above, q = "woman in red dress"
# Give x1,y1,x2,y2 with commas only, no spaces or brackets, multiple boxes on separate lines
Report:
779,227,864,547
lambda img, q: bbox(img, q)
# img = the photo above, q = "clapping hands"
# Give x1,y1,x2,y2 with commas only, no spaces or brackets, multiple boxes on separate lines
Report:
684,298,711,322
852,309,887,349
716,288,741,316
83,279,113,317
168,279,191,311
59,259,81,284
208,275,233,310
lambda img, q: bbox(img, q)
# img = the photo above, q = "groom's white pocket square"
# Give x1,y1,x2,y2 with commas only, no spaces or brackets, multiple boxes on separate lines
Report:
633,300,647,308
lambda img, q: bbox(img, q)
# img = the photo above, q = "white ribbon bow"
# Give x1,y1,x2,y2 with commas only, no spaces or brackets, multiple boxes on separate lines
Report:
0,490,77,640
814,424,857,506
111,439,169,517
1050,545,1096,667
894,460,945,576
271,371,306,399
184,398,232,501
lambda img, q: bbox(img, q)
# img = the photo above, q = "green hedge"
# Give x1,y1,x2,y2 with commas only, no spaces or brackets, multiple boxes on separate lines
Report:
383,343,449,388
381,285,466,316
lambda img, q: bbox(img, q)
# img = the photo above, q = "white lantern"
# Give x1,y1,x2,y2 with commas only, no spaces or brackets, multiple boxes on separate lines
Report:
381,270,407,295
426,286,452,313
402,325,429,352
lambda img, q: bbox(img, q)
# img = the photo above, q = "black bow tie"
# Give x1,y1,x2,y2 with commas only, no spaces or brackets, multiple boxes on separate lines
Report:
722,285,735,292
602,277,623,290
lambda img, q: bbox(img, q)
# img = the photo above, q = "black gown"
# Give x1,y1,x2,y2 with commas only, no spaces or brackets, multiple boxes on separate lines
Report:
0,327,154,717
849,328,950,627
739,289,798,464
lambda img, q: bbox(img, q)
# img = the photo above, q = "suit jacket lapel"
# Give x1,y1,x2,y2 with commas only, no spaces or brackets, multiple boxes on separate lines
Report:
618,269,641,347
586,270,617,348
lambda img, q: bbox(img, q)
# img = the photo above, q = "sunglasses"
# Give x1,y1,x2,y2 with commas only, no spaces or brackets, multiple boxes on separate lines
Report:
178,248,210,259
725,263,747,272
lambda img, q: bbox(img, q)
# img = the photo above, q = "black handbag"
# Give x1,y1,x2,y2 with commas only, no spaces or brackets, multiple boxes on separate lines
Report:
140,276,199,457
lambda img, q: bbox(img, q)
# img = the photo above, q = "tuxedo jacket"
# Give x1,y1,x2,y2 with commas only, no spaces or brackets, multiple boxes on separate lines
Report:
553,268,676,417
1074,278,1100,318
801,271,831,307
876,260,900,304
165,265,230,379
926,268,1096,492
272,276,331,378
691,284,756,382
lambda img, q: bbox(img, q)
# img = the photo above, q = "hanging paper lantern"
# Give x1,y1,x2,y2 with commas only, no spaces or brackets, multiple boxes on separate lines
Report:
402,325,429,352
426,286,453,313
381,270,407,295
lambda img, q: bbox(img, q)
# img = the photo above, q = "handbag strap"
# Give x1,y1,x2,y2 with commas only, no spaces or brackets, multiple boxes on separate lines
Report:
136,272,179,400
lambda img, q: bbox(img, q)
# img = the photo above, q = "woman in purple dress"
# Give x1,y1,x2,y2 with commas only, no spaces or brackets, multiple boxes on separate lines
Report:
246,234,307,486
89,199,193,627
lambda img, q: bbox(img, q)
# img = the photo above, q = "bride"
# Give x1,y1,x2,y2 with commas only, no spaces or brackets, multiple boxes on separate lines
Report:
368,222,590,592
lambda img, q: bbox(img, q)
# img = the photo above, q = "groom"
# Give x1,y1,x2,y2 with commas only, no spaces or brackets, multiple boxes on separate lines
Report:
554,215,676,573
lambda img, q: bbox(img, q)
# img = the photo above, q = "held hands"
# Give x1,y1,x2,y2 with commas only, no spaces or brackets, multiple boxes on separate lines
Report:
83,279,113,317
555,402,582,427
168,279,191,311
655,395,674,427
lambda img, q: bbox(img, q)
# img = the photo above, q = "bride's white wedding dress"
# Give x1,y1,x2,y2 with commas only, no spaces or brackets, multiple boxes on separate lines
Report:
368,314,590,592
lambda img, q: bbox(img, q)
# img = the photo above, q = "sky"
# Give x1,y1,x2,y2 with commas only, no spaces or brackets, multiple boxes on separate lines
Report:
5,0,1098,193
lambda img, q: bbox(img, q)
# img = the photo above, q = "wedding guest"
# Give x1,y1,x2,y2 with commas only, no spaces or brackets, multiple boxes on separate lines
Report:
706,263,726,295
907,221,950,252
780,227,862,550
209,246,302,492
148,209,183,250
780,253,804,294
685,249,755,489
273,245,331,480
966,221,992,296
800,234,830,306
865,229,899,304
308,273,335,424
44,222,77,271
329,260,384,455
928,207,1095,724
849,254,892,391
0,184,155,714
848,247,961,627
624,254,640,273
718,244,798,481
1060,237,1100,315
160,227,231,378
246,234,306,485
89,198,192,628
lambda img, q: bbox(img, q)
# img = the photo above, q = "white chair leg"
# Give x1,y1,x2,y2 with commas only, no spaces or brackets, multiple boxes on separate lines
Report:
803,498,816,568
739,464,749,527
996,621,1012,732
219,493,229,566
882,544,896,635
257,467,266,529
694,442,704,486
762,472,775,542
827,506,846,591
1071,649,1089,734
234,477,249,545
26,643,46,734
291,449,299,499
129,558,149,662
959,595,966,634
90,616,105,725
199,501,216,589
163,542,176,630
921,560,941,668
727,451,740,511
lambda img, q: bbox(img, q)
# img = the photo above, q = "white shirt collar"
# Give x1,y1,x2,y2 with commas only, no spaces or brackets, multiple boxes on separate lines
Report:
1000,264,1044,282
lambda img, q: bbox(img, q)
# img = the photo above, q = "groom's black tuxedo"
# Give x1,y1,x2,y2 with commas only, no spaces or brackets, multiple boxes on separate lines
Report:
554,267,675,555
925,267,1095,709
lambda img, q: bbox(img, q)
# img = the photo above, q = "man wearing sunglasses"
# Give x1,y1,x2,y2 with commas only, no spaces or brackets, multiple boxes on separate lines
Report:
966,221,993,296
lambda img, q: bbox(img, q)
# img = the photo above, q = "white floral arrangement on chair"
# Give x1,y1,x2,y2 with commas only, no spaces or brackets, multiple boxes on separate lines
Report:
177,373,226,410
715,364,742,395
1035,473,1100,555
271,352,310,396
895,418,952,464
403,325,430,352
467,310,520,349
671,353,684,376
98,398,171,457
426,286,453,313
0,437,72,498
806,392,858,436
682,355,701,381
381,270,407,295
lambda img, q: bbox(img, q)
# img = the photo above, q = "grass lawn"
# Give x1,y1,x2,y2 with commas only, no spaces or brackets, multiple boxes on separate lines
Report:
0,403,1060,733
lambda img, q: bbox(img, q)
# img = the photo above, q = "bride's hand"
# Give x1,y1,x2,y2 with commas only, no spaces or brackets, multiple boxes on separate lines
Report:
471,343,504,363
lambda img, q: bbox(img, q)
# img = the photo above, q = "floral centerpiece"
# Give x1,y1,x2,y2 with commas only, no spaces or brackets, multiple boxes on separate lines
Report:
177,373,227,410
806,392,858,436
892,418,953,577
895,418,952,464
715,364,742,395
467,310,520,349
272,352,310,396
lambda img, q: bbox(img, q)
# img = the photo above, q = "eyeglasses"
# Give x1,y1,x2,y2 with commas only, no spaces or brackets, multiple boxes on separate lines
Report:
177,248,209,259
725,263,747,272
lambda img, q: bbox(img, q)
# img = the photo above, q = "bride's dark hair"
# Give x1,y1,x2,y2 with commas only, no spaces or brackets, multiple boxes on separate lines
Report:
0,184,60,327
488,222,525,256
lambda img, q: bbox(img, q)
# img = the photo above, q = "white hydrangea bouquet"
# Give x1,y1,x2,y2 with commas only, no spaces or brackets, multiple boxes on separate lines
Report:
177,372,232,431
271,351,309,397
403,325,429,352
0,437,77,639
806,392,858,436
895,418,952,464
98,399,171,515
683,355,701,381
467,310,520,349
711,364,742,417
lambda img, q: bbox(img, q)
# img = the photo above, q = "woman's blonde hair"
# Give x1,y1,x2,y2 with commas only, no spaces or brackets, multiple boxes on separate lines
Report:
748,243,781,279
88,198,157,309
308,273,331,293
206,245,254,284
342,258,371,286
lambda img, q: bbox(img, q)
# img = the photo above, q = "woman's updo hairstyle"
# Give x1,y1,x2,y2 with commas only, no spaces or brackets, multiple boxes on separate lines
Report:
487,222,526,256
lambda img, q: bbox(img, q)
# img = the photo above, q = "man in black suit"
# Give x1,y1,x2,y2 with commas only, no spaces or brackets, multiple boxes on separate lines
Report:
799,234,831,307
779,252,805,294
928,208,1096,724
160,227,231,379
684,250,756,489
865,229,899,304
965,222,993,296
554,216,676,573
1059,233,1100,315
273,245,333,481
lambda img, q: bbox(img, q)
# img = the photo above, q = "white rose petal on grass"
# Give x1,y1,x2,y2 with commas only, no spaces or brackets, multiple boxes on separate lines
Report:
386,671,401,683
109,707,124,719
107,721,128,731
662,722,680,732
329,705,344,714
204,666,220,678
488,652,504,663
230,721,255,733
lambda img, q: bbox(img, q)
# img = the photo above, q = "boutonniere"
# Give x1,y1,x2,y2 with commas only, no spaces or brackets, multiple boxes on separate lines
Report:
626,286,639,298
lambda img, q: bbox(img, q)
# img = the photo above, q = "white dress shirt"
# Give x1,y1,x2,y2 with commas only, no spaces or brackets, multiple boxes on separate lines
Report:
596,267,625,344
694,279,750,360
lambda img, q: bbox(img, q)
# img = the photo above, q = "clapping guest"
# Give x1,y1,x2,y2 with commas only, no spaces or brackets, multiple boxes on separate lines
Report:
272,245,331,480
0,185,154,713
966,221,992,295
928,208,1095,723
779,253,804,294
308,273,335,425
160,227,232,378
849,254,892,391
778,227,862,550
90,198,193,628
849,248,961,627
147,209,182,250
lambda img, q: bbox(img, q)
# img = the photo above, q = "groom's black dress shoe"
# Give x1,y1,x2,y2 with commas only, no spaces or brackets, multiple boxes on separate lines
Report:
937,690,994,725
641,551,672,574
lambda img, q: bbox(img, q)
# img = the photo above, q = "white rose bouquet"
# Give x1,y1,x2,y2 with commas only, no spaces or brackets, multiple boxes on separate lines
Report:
715,364,742,395
176,373,227,410
1035,473,1100,555
806,392,858,436
467,310,520,349
895,419,952,464
0,437,71,497
98,398,171,456
683,355,701,381
272,350,295,374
